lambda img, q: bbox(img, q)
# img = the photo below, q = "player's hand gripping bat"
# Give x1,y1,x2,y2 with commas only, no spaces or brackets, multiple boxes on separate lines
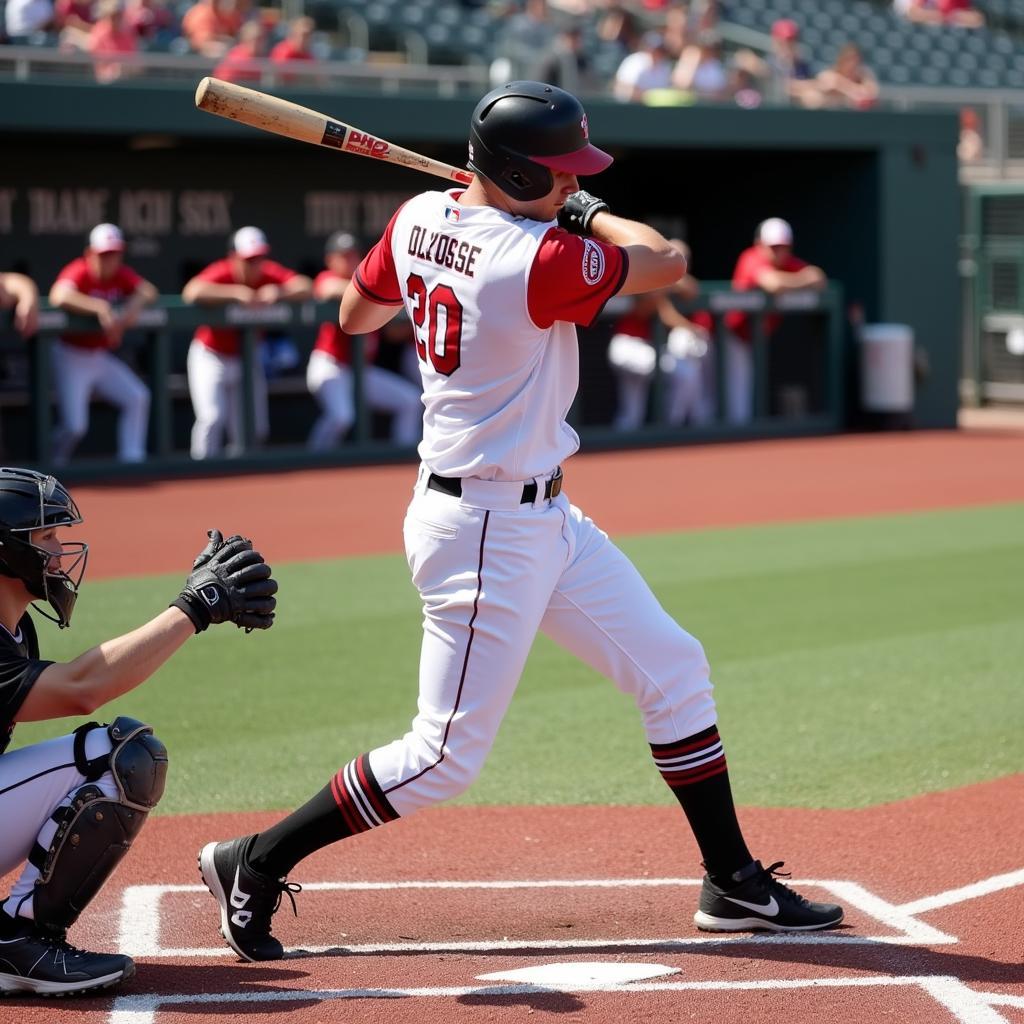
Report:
194,77,474,186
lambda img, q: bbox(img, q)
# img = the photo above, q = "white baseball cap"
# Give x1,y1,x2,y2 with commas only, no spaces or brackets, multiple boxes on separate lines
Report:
758,217,794,247
88,223,125,253
231,226,270,259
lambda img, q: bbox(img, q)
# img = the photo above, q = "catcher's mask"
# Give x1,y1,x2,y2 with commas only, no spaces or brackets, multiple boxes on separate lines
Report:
467,81,613,202
0,467,87,628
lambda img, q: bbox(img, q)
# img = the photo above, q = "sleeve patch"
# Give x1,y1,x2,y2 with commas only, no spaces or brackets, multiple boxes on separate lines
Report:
582,238,605,286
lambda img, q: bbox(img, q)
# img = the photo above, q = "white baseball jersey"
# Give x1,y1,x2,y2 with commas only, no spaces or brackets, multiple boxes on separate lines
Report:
353,189,628,481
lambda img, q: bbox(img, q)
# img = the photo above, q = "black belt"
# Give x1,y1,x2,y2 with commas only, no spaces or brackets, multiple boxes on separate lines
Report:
427,467,563,504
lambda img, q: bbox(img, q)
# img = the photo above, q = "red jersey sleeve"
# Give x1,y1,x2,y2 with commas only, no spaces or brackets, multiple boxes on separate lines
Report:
731,247,763,290
257,260,298,286
527,228,628,329
353,205,405,306
54,258,89,289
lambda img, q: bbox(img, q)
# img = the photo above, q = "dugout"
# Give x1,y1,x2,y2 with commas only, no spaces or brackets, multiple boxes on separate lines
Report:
0,81,960,468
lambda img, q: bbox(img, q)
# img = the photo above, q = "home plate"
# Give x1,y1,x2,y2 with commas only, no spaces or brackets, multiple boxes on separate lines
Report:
477,962,680,986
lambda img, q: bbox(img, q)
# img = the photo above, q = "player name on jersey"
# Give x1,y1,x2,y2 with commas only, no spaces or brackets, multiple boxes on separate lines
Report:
408,225,482,278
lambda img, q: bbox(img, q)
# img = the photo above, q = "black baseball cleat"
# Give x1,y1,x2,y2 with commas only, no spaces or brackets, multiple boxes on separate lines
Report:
198,834,301,962
694,860,844,932
0,919,135,996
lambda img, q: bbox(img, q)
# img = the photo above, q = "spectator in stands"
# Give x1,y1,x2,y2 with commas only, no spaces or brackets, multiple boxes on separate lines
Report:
0,273,39,339
814,44,878,110
894,0,985,28
307,232,421,451
88,0,139,83
270,14,314,65
730,52,765,108
657,3,688,59
123,0,174,47
4,0,54,42
722,218,826,424
596,2,641,59
182,226,312,460
491,0,555,85
53,0,94,50
613,29,674,102
958,107,984,162
212,18,268,83
692,0,720,34
531,22,594,93
47,223,156,464
181,0,239,58
672,30,730,101
762,18,819,106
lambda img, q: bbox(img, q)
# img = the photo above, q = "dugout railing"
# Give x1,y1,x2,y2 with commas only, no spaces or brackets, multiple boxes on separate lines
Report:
0,282,845,482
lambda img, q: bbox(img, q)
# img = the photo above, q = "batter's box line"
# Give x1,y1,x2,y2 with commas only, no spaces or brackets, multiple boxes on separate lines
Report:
116,876,958,958
107,975,1014,1024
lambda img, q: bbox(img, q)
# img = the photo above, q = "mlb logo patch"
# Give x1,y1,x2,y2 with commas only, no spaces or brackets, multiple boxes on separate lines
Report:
444,206,461,223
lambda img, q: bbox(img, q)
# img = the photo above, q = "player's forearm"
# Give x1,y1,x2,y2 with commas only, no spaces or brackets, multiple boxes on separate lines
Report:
2,273,38,308
588,212,680,258
50,288,109,318
281,276,313,301
183,281,251,304
19,608,196,721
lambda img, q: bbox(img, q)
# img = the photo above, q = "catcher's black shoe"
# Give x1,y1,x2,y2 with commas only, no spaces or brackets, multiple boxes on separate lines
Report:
0,918,135,996
198,834,301,962
694,860,844,933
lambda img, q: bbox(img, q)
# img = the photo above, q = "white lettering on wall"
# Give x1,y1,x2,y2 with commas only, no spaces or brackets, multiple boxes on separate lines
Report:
119,190,173,235
178,191,233,235
28,189,110,234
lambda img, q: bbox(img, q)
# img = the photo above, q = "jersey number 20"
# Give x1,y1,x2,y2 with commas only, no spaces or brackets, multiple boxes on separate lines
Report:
407,274,463,377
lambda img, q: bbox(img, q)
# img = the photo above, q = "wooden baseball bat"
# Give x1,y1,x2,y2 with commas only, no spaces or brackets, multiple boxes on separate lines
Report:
194,77,474,186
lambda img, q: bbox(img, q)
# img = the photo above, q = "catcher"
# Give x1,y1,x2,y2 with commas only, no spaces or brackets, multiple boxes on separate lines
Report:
0,466,277,996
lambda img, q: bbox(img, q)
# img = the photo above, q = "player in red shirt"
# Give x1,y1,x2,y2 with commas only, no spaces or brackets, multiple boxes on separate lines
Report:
721,218,826,423
182,226,312,459
48,223,157,464
607,240,714,429
307,232,421,450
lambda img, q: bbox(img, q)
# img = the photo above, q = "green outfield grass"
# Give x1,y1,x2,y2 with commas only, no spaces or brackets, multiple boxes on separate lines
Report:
13,503,1023,814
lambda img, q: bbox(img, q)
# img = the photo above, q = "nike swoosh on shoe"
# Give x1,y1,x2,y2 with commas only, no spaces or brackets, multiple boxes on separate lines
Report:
724,895,780,916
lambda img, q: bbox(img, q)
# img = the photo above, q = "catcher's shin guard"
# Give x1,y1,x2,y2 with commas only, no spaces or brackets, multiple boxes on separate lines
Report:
30,717,168,936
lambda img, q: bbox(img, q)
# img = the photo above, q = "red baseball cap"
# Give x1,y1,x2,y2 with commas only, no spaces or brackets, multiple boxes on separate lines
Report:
772,18,800,40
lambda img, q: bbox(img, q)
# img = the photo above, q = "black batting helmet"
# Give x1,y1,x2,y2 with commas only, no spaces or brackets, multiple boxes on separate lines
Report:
468,81,613,202
0,467,87,628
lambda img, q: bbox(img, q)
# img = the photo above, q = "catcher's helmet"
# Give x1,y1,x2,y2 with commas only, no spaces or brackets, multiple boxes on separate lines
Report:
468,81,613,202
0,467,87,628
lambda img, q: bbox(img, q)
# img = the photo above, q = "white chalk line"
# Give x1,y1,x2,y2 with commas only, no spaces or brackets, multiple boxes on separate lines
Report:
111,870,1024,1024
107,976,1016,1024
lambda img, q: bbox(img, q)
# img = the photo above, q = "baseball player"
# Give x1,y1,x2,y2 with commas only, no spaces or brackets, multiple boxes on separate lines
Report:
198,81,843,962
182,226,313,459
48,223,157,464
0,466,277,995
722,217,827,424
307,231,422,450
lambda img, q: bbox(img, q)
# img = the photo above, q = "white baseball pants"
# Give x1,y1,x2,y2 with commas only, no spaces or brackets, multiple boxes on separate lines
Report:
306,349,422,449
187,340,269,459
0,730,117,920
365,469,718,815
50,341,150,463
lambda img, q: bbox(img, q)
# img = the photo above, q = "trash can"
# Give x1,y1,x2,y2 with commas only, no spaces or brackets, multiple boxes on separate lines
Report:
859,323,914,414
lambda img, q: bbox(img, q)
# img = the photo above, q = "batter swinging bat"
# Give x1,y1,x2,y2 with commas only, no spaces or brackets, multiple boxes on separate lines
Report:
194,77,475,186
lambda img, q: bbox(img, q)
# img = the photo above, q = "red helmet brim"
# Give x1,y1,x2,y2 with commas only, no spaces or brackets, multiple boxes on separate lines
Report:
530,143,613,176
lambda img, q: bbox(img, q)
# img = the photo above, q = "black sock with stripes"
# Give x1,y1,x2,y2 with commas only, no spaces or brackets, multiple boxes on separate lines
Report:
247,783,353,879
650,724,753,883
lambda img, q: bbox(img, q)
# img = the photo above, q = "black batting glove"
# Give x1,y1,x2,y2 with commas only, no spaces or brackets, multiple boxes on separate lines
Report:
171,529,278,633
557,190,610,237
